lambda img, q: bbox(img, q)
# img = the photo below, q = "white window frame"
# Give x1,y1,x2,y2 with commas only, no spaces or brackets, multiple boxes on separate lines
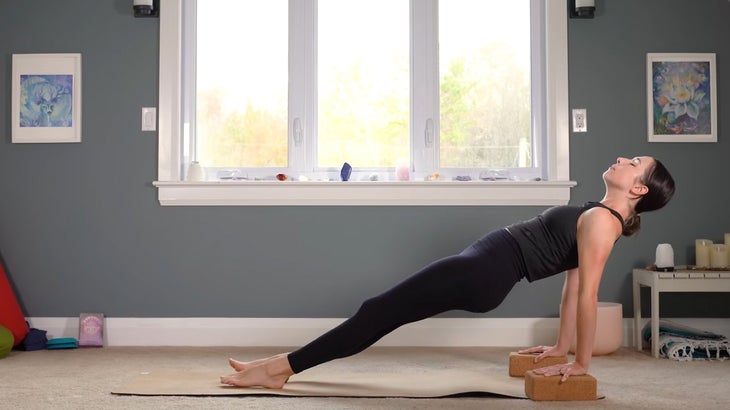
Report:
153,0,575,206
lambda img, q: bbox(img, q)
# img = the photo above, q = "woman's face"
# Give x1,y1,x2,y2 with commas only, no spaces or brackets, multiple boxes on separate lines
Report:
604,156,655,192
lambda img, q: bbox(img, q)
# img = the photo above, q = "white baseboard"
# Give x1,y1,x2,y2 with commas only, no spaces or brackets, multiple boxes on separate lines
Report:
25,317,730,348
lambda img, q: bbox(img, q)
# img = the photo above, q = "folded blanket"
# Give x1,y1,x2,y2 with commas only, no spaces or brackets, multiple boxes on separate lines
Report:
642,320,729,361
657,335,730,361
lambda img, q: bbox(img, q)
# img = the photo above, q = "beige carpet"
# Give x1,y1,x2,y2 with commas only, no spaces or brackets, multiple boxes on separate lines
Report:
2,346,728,409
112,368,527,398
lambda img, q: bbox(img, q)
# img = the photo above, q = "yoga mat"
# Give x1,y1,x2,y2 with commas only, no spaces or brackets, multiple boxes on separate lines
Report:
112,369,527,398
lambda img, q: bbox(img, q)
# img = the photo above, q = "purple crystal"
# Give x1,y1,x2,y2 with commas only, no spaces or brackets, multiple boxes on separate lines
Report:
340,162,353,181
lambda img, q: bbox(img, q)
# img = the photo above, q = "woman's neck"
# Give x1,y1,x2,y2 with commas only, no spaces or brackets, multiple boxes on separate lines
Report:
599,195,636,221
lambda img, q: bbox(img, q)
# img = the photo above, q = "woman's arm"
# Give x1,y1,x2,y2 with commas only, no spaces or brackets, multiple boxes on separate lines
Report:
556,268,579,352
518,268,579,359
518,268,578,363
532,207,621,380
573,208,619,371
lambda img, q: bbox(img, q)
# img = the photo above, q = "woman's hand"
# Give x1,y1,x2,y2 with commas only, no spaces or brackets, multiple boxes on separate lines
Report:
517,345,569,363
532,361,587,382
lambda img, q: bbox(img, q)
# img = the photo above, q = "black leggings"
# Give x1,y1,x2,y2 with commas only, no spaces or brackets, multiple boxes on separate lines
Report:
287,228,526,373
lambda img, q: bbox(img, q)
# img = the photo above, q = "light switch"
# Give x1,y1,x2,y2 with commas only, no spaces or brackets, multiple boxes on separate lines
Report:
142,107,157,131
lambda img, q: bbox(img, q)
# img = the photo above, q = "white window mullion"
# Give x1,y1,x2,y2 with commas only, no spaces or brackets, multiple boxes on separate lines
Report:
545,0,570,181
288,0,316,175
531,0,547,178
158,0,183,181
410,0,438,178
181,0,197,174
305,0,318,174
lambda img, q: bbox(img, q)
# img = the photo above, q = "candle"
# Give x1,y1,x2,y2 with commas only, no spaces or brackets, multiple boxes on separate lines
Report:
725,233,730,247
710,244,728,269
695,239,713,268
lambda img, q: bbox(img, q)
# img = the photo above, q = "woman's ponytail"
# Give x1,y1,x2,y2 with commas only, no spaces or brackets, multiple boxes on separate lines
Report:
625,159,675,236
622,213,641,236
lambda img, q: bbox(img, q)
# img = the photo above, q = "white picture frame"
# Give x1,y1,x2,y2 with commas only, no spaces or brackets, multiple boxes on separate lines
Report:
647,53,717,143
12,53,82,143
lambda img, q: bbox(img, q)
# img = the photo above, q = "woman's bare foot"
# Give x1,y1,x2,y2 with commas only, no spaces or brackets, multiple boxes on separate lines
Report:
220,354,294,389
228,353,288,372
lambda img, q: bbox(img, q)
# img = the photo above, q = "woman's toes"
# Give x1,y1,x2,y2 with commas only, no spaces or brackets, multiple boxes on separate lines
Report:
229,358,248,371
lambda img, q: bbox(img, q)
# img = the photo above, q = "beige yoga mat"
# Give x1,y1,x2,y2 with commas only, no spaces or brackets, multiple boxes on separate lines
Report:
112,369,527,398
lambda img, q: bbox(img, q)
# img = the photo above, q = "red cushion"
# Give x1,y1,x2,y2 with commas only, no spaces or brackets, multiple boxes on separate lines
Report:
0,264,28,346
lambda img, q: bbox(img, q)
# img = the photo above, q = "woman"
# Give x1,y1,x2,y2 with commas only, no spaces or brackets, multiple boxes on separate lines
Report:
221,156,675,388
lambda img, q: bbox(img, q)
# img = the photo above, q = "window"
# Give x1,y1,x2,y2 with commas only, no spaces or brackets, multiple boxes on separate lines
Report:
155,0,575,206
316,0,410,170
187,0,289,169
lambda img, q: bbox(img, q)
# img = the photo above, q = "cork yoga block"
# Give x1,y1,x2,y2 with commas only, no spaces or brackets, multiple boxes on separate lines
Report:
508,352,568,377
524,370,598,401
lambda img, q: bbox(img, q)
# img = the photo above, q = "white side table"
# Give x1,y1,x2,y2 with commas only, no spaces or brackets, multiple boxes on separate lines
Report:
632,267,730,358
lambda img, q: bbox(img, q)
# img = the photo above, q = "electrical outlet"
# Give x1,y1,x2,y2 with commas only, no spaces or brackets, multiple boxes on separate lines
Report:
572,109,587,132
142,107,157,131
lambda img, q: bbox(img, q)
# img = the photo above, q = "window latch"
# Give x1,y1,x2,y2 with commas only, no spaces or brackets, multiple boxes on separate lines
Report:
424,118,434,147
293,117,303,147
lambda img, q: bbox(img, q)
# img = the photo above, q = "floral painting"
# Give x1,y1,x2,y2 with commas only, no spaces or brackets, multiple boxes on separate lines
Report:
647,53,716,143
19,74,74,127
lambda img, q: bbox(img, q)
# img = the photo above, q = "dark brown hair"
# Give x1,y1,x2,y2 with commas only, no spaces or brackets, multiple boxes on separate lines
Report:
622,159,675,236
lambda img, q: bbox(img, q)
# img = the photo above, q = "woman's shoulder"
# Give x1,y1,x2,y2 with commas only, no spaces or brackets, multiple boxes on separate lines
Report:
577,204,624,241
580,202,625,226
541,203,584,218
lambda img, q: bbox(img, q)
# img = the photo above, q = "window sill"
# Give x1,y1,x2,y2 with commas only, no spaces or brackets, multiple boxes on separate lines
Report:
152,180,576,206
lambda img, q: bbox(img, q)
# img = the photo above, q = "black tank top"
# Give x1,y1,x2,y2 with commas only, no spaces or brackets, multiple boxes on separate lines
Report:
505,202,624,282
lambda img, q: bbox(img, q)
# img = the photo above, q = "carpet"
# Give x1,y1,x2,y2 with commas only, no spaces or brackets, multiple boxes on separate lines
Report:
112,368,528,398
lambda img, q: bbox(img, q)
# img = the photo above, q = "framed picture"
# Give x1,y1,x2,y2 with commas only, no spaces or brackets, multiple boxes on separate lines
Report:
11,53,82,143
647,53,716,143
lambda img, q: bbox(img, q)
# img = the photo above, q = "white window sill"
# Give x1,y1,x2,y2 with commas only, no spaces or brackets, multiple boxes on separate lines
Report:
152,180,576,206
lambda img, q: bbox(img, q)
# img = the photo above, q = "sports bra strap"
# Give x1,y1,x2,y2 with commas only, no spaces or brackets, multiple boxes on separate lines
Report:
584,202,624,227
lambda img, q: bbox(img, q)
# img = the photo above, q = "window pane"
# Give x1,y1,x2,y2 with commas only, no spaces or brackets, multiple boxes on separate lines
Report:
317,0,409,169
439,0,532,168
196,0,288,168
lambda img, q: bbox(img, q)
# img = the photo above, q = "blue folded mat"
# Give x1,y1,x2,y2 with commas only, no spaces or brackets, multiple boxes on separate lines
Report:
642,320,729,360
46,338,78,350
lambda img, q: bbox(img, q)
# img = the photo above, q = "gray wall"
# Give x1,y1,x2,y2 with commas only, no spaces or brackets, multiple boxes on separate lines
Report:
1,0,728,320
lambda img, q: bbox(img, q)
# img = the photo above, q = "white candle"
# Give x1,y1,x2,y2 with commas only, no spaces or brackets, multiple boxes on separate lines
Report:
695,239,713,268
710,244,728,269
725,233,730,247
